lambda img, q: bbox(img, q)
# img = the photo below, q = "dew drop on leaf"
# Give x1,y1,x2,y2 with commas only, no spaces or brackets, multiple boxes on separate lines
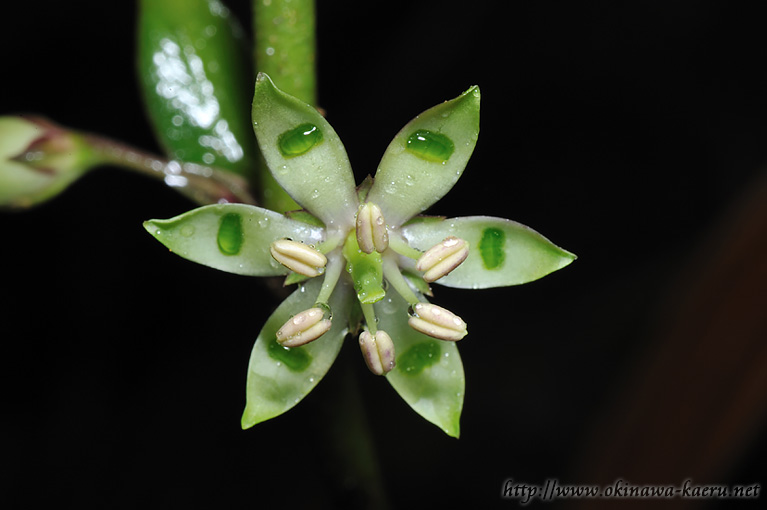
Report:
217,212,243,255
405,129,454,162
278,123,323,158
479,227,505,269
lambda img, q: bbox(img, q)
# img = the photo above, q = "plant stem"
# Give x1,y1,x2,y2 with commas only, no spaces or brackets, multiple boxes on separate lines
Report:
251,0,317,213
250,2,390,506
85,133,256,205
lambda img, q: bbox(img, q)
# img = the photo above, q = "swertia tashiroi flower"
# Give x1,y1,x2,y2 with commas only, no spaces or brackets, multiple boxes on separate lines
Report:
143,73,576,437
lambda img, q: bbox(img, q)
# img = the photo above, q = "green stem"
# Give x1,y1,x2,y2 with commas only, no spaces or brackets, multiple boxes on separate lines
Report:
252,0,317,213
85,133,256,205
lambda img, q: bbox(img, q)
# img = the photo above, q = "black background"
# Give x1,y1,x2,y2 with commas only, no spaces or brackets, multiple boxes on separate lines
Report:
2,1,766,509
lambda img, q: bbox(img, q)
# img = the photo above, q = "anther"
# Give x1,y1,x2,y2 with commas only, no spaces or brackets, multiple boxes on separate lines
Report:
276,307,332,347
415,236,469,282
356,202,389,254
408,302,467,341
359,329,396,375
270,239,327,277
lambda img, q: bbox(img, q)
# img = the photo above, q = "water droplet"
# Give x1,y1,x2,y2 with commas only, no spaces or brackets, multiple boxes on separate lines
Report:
405,129,454,162
278,123,323,158
180,224,195,237
398,341,441,376
479,227,505,269
258,217,269,228
217,213,243,255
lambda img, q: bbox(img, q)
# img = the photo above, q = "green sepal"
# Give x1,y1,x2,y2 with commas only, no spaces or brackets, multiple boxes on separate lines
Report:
402,215,576,288
143,203,324,276
241,277,353,428
342,231,386,304
367,86,480,227
375,290,464,437
251,73,358,229
136,0,256,177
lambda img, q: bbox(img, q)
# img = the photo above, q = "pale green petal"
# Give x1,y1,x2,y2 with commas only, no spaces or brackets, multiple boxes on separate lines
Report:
401,216,576,288
251,73,358,229
144,203,324,276
366,86,480,227
241,278,353,428
376,291,464,438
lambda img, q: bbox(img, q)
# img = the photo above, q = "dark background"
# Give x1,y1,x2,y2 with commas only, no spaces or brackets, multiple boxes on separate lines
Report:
2,1,766,508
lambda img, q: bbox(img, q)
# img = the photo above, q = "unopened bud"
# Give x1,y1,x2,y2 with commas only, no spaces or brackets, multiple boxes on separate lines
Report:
359,330,396,375
1,116,94,209
415,236,469,282
356,202,389,254
408,303,467,341
270,239,327,277
276,307,332,347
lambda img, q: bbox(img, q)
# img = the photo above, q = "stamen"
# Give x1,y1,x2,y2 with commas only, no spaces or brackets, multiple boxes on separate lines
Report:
416,236,469,282
387,228,423,260
355,202,389,253
276,307,332,347
408,302,467,341
270,239,327,277
315,251,343,305
381,252,420,306
359,329,396,375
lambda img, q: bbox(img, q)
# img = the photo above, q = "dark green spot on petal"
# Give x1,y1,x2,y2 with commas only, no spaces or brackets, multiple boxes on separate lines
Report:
399,341,441,375
278,123,323,158
267,337,312,371
405,129,454,162
217,213,243,255
479,227,505,269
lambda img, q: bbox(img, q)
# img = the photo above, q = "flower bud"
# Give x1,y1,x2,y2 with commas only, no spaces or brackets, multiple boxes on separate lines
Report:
408,303,467,341
1,116,95,209
415,236,469,282
356,202,389,254
359,330,396,375
270,239,327,277
276,307,332,347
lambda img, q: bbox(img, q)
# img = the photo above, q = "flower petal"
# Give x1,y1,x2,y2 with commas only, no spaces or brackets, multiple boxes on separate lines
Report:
366,86,480,227
375,291,464,438
241,277,353,428
401,216,576,288
144,203,324,276
251,73,358,229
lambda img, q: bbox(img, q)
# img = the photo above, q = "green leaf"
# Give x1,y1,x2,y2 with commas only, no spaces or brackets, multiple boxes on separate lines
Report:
136,0,256,177
401,216,576,288
366,86,480,227
242,278,353,428
251,74,359,229
375,290,464,437
144,203,324,276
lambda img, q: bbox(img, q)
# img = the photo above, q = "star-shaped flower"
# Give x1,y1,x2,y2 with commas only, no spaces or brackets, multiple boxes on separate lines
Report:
144,74,575,437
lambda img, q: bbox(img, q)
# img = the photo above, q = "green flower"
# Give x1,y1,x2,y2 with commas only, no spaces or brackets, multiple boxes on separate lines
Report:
144,74,575,437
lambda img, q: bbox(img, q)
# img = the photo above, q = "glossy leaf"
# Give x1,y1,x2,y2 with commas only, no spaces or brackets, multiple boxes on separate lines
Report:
137,0,256,177
144,203,324,276
367,86,480,226
375,290,464,437
251,73,358,229
401,216,576,288
242,278,353,428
